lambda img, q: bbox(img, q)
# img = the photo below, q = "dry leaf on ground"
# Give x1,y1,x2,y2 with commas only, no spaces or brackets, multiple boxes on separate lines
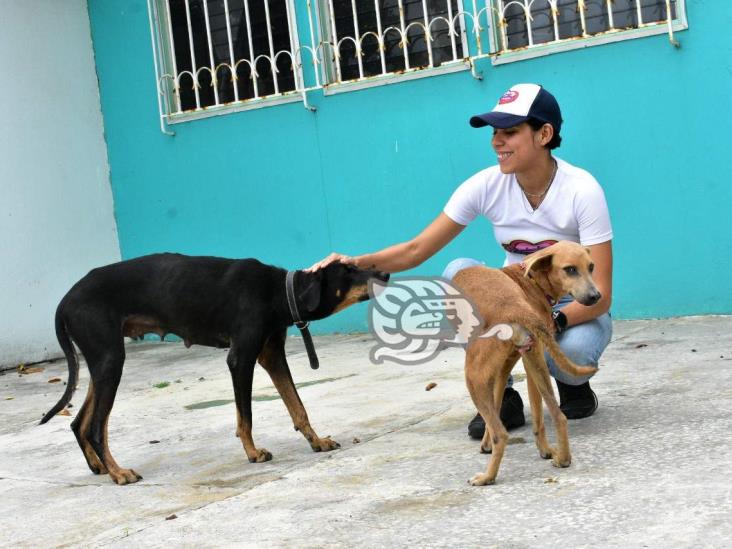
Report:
19,366,44,375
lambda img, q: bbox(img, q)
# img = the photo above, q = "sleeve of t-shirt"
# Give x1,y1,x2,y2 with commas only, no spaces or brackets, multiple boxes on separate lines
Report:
443,172,485,226
575,175,613,246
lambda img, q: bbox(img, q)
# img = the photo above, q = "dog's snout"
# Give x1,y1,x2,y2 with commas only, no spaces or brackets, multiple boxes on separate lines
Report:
583,290,601,306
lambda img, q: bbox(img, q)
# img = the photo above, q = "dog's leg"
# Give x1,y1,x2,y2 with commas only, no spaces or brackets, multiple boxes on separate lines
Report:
86,349,143,485
522,347,571,468
71,317,141,485
480,353,518,455
70,381,107,475
465,340,509,486
258,330,340,453
227,337,272,463
526,370,553,460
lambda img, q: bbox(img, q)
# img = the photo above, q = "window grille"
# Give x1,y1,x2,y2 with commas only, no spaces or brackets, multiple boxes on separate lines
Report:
146,0,687,133
152,0,302,117
491,0,683,57
322,0,467,83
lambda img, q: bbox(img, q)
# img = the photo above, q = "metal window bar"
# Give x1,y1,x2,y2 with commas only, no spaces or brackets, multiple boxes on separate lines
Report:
183,0,201,109
550,0,560,41
350,0,365,78
327,0,343,81
262,0,279,94
147,0,174,134
284,0,301,92
146,0,684,133
421,0,434,67
495,0,508,50
636,0,644,26
445,0,458,60
525,1,534,46
397,0,411,70
305,0,323,88
201,0,220,105
224,0,242,102
240,0,259,101
163,0,182,113
578,0,588,37
373,0,387,75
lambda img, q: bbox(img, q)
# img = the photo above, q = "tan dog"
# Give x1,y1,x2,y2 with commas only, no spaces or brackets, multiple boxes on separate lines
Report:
453,241,601,486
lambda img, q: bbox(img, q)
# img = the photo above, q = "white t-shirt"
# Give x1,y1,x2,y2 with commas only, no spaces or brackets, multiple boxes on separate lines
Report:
443,157,613,265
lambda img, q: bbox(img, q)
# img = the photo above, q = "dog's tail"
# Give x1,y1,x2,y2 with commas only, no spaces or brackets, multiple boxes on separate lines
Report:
529,324,598,378
39,308,79,424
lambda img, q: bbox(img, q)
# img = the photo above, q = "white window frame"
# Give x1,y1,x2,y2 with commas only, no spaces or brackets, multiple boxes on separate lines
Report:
485,0,688,65
146,0,690,133
316,0,473,96
148,0,306,126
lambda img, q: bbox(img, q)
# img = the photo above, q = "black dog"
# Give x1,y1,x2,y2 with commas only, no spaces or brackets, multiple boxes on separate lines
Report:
41,253,388,484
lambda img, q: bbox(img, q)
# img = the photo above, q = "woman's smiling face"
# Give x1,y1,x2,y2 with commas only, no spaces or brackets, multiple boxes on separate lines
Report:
491,122,548,174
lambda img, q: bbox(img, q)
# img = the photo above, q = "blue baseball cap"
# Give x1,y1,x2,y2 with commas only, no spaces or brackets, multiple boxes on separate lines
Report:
470,83,563,133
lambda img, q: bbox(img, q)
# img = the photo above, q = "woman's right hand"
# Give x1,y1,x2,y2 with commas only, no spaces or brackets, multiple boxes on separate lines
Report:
306,214,465,274
306,252,356,272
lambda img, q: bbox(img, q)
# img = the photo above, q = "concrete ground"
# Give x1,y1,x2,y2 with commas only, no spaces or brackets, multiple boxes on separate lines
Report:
1,316,730,548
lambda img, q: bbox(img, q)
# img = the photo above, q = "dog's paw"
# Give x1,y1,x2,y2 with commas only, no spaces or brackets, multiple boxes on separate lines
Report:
311,436,341,453
468,473,496,486
89,462,109,475
538,445,555,460
551,454,571,468
248,448,273,463
110,468,143,485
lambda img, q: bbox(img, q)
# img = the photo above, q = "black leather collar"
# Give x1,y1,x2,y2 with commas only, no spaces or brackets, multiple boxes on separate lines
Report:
286,270,320,370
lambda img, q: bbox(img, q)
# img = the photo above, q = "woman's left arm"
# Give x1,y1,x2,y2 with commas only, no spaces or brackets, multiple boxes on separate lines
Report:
560,240,613,327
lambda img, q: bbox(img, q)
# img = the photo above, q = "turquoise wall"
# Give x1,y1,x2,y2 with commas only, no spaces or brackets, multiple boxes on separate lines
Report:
88,0,731,332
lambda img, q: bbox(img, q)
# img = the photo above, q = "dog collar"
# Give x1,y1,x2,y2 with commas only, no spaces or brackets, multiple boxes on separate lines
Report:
286,271,320,370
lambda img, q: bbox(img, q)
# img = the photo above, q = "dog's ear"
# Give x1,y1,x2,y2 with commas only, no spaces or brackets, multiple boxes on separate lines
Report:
297,271,322,312
522,248,554,276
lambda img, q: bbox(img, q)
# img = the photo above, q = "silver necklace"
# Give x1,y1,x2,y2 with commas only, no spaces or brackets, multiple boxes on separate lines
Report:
517,158,558,198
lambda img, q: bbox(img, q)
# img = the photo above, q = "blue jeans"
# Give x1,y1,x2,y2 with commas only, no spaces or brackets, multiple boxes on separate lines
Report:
442,258,612,386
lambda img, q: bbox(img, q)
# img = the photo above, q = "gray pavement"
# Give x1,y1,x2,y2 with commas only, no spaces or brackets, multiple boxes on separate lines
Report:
1,316,731,548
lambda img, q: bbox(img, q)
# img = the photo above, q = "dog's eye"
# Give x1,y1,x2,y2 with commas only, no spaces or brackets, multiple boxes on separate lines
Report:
588,263,595,273
563,266,578,276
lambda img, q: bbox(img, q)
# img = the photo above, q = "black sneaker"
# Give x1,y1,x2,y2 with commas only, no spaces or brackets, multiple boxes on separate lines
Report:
556,380,598,419
468,387,526,439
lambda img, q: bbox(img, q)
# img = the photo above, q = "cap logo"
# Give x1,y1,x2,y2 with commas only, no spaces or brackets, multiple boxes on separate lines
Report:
498,90,519,105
